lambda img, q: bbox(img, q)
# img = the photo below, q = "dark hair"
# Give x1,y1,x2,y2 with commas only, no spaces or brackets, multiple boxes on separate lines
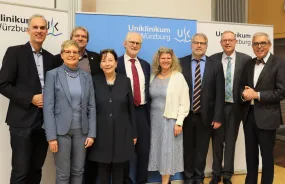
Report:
99,49,118,62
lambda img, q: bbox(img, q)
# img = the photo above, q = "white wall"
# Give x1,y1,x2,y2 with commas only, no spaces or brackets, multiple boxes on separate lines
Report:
95,0,212,21
2,0,54,8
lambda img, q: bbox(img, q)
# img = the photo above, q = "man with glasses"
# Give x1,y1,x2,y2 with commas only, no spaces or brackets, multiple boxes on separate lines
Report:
54,26,101,76
117,32,151,184
209,31,251,184
180,33,225,184
241,32,285,184
0,14,58,184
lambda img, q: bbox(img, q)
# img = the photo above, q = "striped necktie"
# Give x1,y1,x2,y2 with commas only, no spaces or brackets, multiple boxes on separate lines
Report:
193,59,202,112
225,56,233,102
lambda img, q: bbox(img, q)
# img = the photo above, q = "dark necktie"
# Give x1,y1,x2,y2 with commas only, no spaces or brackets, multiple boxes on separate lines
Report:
256,58,265,65
193,59,202,112
130,59,141,106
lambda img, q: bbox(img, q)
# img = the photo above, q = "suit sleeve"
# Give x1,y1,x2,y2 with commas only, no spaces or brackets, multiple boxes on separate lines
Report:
43,71,57,141
213,62,225,123
0,47,34,108
127,78,138,139
87,74,96,138
259,61,285,103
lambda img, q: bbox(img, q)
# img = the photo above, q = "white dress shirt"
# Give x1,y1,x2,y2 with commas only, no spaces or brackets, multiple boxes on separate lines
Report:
124,54,146,105
222,51,236,92
254,52,270,87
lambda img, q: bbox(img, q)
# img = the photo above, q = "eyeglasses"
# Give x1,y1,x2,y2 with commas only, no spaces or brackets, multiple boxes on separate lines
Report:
221,39,236,43
252,42,270,47
192,41,207,46
128,41,142,46
62,50,80,55
73,34,87,39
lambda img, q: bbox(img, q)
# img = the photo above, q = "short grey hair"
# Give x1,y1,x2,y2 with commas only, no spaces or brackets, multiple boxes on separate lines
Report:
28,14,47,27
191,33,208,44
252,32,271,43
125,32,143,43
61,40,80,52
221,30,236,40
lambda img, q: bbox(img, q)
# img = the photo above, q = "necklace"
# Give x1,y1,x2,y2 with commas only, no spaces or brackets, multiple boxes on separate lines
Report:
106,73,116,85
64,69,79,78
160,70,171,77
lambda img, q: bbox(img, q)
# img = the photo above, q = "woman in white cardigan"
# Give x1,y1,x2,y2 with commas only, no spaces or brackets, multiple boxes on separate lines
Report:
148,47,190,184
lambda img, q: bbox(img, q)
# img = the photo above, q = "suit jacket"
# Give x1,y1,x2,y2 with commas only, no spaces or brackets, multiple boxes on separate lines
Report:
54,49,101,76
43,65,96,141
88,73,137,163
210,51,251,121
180,55,225,126
0,42,57,127
241,54,285,130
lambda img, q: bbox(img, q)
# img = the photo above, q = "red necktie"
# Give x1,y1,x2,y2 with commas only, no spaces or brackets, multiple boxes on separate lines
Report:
130,59,141,106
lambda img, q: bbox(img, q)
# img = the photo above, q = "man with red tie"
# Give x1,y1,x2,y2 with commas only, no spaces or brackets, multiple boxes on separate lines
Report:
117,32,151,184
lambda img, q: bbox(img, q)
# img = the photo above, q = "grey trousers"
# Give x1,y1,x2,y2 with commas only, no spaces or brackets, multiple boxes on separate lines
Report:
54,128,87,184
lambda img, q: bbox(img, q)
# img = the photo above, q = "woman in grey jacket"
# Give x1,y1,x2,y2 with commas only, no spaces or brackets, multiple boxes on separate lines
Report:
43,40,96,184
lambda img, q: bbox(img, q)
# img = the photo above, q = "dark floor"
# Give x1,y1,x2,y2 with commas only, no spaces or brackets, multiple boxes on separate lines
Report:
274,139,285,168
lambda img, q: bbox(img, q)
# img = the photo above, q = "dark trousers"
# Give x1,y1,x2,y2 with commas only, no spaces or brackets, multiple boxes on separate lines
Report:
9,121,48,184
183,112,212,183
244,106,276,184
83,159,98,184
211,103,241,179
98,162,124,184
124,105,150,184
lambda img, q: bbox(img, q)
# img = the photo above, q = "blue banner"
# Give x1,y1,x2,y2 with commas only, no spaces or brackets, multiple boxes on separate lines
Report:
75,13,196,62
75,13,197,182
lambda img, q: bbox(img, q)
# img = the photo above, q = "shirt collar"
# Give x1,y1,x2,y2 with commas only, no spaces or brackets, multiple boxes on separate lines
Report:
124,53,138,62
222,51,236,61
191,55,206,62
29,42,42,54
79,50,88,60
261,52,271,64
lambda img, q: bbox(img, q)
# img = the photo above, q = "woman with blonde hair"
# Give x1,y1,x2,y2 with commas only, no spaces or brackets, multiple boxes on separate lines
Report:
148,47,190,184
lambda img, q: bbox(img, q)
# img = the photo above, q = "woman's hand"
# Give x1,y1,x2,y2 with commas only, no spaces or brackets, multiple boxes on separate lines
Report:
48,140,58,153
85,137,94,148
174,125,182,137
133,138,137,145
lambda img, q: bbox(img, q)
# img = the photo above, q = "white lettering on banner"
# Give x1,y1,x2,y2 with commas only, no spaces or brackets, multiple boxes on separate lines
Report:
128,25,170,33
141,32,171,41
174,27,191,43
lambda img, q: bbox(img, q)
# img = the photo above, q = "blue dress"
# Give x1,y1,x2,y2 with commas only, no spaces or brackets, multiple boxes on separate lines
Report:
148,76,184,175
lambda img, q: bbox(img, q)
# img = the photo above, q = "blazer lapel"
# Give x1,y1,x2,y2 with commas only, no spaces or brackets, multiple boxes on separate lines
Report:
201,57,210,90
58,66,72,104
80,70,86,101
255,54,274,88
249,59,256,87
117,57,127,75
233,53,243,94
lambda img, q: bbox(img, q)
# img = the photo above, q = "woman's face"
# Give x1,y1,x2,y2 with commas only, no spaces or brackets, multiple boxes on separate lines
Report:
100,52,117,75
159,53,172,71
61,45,80,68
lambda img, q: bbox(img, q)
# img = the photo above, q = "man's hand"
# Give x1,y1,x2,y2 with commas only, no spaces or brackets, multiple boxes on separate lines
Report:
133,138,137,145
48,140,58,153
174,124,182,137
242,86,259,101
212,122,222,129
32,94,43,108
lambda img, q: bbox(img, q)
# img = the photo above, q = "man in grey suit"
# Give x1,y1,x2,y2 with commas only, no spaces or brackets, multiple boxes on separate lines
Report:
209,31,251,184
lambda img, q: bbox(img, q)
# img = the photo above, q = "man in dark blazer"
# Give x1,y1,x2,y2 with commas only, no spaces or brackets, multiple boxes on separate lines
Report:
241,32,285,184
54,26,101,76
209,31,251,184
0,14,58,184
117,32,151,184
180,33,225,184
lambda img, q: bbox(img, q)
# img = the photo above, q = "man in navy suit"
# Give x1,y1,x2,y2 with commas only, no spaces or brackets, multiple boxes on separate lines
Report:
0,14,57,184
117,32,151,184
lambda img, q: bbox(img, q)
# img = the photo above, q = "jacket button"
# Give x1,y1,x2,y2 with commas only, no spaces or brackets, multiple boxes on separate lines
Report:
109,113,112,117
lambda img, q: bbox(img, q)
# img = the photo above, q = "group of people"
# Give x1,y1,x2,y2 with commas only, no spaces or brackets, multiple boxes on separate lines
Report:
0,14,284,184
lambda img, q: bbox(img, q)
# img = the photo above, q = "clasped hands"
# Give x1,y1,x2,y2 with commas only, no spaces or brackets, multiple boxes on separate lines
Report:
242,86,259,101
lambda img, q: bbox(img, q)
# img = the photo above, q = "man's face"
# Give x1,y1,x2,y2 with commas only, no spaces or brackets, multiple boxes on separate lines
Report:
220,32,237,55
72,29,88,49
124,33,142,58
27,17,48,45
191,35,207,58
252,35,271,59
